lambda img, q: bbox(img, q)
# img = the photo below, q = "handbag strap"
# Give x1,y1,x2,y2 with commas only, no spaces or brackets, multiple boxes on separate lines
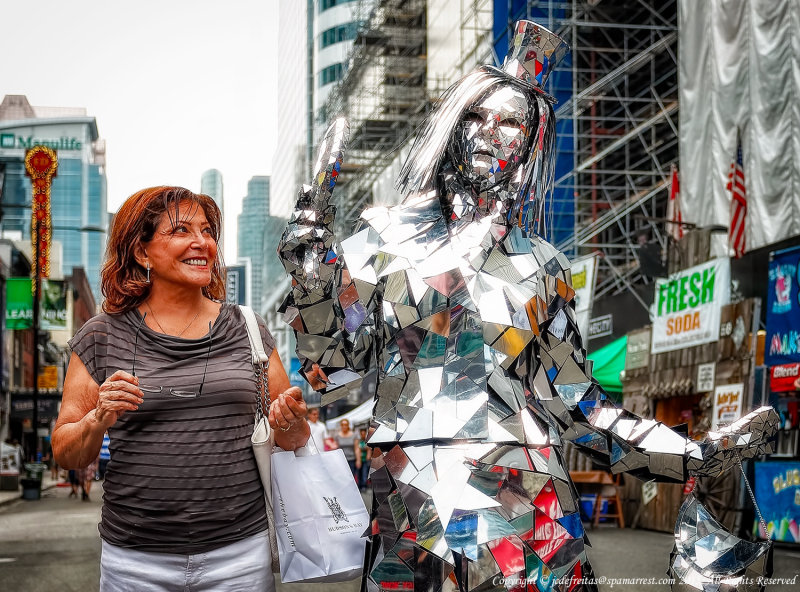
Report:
239,305,270,420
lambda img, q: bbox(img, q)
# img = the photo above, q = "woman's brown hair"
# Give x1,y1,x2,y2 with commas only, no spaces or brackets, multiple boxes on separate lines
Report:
101,186,225,314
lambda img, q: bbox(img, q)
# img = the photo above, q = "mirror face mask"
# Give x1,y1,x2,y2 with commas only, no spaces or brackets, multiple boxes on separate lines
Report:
450,85,531,188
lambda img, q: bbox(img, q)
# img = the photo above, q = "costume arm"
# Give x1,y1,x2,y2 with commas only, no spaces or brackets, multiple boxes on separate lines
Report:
532,251,777,482
277,119,380,404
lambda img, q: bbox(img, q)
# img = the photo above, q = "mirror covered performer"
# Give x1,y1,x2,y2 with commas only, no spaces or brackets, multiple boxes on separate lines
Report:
278,21,778,592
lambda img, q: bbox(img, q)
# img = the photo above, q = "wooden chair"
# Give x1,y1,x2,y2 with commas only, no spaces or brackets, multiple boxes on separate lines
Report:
592,474,625,529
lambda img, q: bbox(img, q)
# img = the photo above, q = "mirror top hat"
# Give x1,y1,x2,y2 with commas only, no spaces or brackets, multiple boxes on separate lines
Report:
499,20,570,99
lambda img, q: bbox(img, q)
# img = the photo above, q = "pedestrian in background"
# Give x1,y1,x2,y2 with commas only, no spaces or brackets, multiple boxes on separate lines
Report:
335,418,357,482
354,426,371,491
98,432,110,480
306,406,328,453
52,186,309,592
78,454,99,501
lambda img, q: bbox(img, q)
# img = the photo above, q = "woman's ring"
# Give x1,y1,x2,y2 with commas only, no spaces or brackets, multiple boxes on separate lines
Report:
280,425,290,432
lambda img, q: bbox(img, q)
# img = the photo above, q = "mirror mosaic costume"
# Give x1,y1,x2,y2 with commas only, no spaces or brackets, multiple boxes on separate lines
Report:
278,21,779,592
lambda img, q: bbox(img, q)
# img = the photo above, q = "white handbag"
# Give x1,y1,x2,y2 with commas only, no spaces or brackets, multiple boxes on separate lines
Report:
240,305,280,573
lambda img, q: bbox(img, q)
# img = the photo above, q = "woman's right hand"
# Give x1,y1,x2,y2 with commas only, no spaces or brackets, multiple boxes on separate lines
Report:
94,370,144,429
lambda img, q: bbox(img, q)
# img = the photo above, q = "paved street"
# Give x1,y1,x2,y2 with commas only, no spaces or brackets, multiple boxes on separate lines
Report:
1,483,798,592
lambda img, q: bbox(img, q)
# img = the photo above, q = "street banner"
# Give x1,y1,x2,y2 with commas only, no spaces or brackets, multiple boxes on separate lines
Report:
5,277,33,329
765,245,800,366
4,278,67,330
570,254,597,341
753,461,800,543
650,258,730,354
40,279,67,330
712,383,744,430
770,362,800,393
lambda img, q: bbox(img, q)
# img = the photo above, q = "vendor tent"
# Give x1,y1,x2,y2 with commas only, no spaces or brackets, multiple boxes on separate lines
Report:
588,335,627,393
325,399,374,431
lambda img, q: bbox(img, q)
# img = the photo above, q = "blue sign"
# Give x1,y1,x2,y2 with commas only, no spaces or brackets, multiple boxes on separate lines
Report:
765,246,800,366
754,461,800,543
289,357,305,388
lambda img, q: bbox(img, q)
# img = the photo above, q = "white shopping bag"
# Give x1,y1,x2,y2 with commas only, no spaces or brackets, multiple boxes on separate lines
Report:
271,446,369,583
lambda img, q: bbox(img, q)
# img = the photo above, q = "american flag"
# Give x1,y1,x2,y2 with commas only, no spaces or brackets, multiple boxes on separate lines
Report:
666,165,683,241
727,131,747,258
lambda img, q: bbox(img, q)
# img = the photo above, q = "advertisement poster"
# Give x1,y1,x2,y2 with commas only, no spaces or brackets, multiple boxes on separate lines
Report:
570,254,597,341
651,258,730,354
765,245,800,366
712,383,744,430
4,278,67,330
754,462,800,543
771,363,800,392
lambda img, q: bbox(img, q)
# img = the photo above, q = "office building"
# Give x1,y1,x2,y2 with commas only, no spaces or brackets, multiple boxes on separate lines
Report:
0,95,107,303
272,0,374,218
200,168,224,210
237,176,270,311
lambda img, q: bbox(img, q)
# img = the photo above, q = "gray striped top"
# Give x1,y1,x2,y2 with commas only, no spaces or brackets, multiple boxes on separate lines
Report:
68,303,275,553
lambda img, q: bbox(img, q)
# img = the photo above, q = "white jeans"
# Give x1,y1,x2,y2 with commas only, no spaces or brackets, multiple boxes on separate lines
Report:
100,532,275,592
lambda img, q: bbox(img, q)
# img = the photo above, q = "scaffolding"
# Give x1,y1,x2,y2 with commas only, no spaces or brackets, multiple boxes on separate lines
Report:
322,0,679,306
508,0,680,304
321,0,427,236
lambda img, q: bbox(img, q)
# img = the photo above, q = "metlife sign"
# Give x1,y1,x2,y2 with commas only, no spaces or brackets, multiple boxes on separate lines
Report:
0,123,87,157
650,258,730,354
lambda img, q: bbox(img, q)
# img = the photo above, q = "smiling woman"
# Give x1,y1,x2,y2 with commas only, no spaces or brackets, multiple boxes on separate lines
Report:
51,186,309,592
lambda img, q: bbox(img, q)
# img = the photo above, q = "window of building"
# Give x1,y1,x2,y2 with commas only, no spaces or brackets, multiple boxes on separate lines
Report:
318,0,357,13
319,21,363,49
318,63,344,87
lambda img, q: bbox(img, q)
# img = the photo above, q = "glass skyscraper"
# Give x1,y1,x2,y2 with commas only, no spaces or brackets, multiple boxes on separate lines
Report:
0,95,107,304
237,176,270,312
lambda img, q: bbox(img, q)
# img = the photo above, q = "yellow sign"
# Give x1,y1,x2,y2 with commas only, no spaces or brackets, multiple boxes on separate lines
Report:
37,365,58,390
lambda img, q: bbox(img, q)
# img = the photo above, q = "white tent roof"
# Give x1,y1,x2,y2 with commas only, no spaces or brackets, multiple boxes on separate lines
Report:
325,399,373,431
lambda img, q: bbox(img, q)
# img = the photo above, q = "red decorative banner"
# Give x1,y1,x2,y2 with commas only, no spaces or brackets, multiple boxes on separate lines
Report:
24,146,58,286
770,362,800,393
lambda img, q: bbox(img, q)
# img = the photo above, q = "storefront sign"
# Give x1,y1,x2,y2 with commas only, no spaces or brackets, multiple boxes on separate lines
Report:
570,254,597,340
625,328,651,370
588,314,612,340
651,258,730,354
754,461,800,543
712,383,744,430
765,246,800,366
771,363,800,393
696,362,716,392
37,365,58,390
4,278,67,330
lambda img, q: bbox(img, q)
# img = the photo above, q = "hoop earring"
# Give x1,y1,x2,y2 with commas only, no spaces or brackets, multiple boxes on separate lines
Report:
145,262,151,283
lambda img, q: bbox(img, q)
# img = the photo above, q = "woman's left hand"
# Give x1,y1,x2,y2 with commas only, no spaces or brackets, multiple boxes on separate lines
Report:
269,386,307,433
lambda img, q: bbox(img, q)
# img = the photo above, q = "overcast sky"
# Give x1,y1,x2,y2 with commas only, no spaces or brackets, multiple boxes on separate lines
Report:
2,0,278,262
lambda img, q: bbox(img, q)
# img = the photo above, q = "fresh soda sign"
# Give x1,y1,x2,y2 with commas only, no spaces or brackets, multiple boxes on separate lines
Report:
650,258,730,354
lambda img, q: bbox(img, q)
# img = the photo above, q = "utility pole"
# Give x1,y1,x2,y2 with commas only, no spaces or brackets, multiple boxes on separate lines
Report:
24,146,57,460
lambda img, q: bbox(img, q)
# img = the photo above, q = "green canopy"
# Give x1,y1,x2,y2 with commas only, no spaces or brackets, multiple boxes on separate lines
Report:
588,335,627,393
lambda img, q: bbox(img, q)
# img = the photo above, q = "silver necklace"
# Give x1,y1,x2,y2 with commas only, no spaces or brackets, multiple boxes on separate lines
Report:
145,302,200,338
